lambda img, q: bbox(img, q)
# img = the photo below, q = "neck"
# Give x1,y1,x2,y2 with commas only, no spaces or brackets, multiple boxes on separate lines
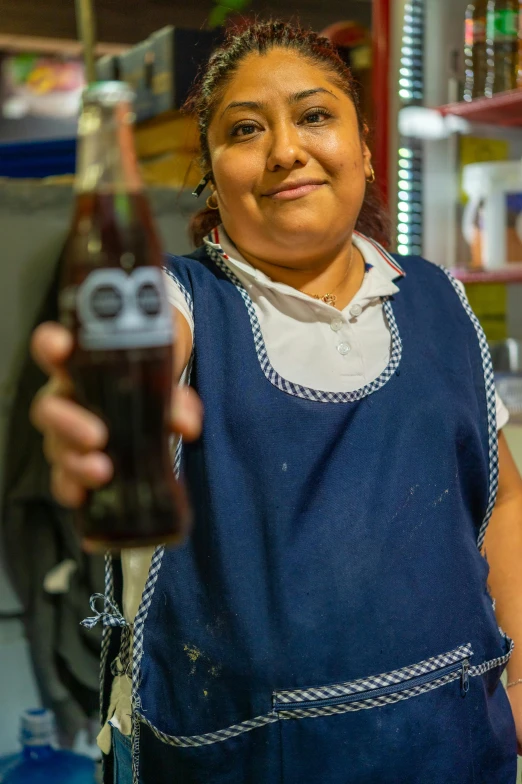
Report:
233,236,365,310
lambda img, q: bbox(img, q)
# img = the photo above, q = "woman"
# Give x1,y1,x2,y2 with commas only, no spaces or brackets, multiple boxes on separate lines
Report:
31,21,522,784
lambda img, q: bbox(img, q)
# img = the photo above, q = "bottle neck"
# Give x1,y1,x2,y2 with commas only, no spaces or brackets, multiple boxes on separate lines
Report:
75,99,142,195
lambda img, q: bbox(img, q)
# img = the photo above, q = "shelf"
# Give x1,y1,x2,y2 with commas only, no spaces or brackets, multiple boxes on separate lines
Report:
438,90,522,127
450,265,522,284
0,34,128,57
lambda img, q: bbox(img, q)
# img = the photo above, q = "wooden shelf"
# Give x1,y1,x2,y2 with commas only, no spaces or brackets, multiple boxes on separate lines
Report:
450,265,522,284
0,34,128,58
438,90,522,127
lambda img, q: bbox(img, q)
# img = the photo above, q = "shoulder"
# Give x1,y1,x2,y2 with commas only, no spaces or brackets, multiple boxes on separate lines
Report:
164,246,214,276
163,246,221,301
391,254,464,298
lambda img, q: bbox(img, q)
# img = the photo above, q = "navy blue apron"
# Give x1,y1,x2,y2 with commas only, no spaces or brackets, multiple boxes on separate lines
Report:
97,238,517,784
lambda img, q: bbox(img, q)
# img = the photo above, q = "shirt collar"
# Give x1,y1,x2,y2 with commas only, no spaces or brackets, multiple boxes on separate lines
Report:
203,225,404,302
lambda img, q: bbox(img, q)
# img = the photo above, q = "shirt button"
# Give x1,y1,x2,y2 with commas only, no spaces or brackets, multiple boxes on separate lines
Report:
350,303,363,318
330,318,343,332
337,342,351,355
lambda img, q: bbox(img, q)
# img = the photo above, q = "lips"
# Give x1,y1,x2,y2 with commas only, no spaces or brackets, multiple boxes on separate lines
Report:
263,179,326,200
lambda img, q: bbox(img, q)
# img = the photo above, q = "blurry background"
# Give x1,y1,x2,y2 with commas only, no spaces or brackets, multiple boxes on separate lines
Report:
2,0,522,776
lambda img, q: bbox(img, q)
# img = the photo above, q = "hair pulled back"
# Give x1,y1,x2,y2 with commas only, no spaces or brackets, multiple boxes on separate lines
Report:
184,20,391,248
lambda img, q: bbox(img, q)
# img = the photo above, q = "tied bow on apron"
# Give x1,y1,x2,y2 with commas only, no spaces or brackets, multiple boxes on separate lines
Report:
81,593,127,629
81,593,132,676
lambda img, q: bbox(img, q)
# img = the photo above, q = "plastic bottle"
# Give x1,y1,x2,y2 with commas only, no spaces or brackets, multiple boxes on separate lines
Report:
0,710,97,783
486,0,520,95
464,0,489,101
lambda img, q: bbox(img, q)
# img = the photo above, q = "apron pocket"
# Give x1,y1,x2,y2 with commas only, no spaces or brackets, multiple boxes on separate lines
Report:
273,643,474,784
273,643,473,715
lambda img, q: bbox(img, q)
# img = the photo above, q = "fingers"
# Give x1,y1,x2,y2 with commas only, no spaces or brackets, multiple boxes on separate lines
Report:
49,450,114,508
31,321,74,377
51,466,87,509
171,386,203,442
31,392,108,451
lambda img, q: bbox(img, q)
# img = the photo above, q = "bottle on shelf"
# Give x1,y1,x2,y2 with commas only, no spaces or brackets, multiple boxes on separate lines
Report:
0,709,97,783
486,0,520,96
464,0,489,101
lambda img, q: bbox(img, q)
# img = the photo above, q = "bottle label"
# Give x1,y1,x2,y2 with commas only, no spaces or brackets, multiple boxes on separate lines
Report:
487,9,518,40
466,17,486,46
63,267,173,351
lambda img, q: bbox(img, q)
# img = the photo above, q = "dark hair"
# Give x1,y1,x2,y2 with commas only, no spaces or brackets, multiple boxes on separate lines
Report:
184,20,391,249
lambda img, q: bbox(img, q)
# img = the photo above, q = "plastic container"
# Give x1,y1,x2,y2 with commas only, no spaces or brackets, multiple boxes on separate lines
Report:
0,710,96,784
462,160,522,270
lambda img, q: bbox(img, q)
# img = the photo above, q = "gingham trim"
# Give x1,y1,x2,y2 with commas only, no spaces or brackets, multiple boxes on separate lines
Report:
204,241,402,404
162,265,194,316
469,636,514,677
99,552,114,725
276,670,462,719
131,546,165,784
133,641,515,750
138,708,279,748
273,643,472,705
130,365,190,783
440,268,499,550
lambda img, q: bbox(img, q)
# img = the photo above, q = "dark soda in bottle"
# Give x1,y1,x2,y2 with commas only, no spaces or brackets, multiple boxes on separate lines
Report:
59,81,191,551
464,1,488,100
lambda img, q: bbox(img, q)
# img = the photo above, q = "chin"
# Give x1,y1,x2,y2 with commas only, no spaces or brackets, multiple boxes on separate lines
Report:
267,219,338,247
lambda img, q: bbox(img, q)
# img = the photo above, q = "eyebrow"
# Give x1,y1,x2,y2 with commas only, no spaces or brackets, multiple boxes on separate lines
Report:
220,87,339,117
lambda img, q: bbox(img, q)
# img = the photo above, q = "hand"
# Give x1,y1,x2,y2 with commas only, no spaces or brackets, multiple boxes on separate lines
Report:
506,685,522,755
30,321,203,509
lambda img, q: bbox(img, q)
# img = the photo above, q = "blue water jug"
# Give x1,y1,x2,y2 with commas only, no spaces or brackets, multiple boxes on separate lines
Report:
0,709,97,783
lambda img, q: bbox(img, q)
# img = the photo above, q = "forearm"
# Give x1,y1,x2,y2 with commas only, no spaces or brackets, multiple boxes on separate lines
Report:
483,493,522,681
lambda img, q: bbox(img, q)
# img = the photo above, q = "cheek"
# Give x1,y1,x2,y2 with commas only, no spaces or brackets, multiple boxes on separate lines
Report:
321,137,366,192
213,149,259,202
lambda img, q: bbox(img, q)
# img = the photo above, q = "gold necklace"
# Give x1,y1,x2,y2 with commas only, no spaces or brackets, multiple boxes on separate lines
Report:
309,246,355,306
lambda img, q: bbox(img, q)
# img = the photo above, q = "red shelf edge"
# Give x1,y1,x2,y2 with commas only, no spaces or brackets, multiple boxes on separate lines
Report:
438,89,522,126
450,265,522,284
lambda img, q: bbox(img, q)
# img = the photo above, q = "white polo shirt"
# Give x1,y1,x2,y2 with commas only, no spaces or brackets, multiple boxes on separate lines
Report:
97,227,508,752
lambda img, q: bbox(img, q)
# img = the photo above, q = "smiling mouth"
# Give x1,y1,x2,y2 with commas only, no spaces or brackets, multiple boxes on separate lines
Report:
264,182,326,201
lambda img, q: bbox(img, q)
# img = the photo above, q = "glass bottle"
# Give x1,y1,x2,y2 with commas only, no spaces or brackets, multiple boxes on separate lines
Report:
486,0,519,95
464,0,489,100
59,82,191,551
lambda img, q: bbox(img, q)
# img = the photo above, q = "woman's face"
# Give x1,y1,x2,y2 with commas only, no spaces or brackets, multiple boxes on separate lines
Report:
207,47,372,268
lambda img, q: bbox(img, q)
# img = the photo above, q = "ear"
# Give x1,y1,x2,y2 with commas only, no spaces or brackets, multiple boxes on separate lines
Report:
362,141,373,181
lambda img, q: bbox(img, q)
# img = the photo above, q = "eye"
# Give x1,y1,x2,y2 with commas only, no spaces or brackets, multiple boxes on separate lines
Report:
231,122,260,138
303,108,332,124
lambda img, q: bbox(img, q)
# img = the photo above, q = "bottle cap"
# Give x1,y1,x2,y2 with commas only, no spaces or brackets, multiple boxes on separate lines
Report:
82,81,136,107
20,709,57,747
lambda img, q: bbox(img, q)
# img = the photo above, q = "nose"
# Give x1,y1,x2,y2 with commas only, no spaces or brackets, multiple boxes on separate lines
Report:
266,121,309,172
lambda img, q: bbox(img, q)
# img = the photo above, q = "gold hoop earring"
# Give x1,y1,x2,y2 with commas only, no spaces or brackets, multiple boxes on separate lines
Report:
366,166,376,184
206,193,219,210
